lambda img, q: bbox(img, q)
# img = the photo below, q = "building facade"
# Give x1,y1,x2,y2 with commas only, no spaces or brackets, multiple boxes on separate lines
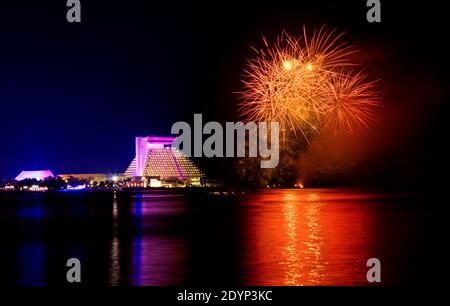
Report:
124,136,204,185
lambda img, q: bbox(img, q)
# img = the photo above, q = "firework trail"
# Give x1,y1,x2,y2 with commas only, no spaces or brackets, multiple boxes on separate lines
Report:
318,70,381,132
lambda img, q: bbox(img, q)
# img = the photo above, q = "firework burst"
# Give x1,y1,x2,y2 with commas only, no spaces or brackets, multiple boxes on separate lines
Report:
318,70,381,133
239,26,381,141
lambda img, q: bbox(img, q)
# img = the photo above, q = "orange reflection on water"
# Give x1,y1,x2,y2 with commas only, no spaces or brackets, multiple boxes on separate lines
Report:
281,192,325,285
242,189,374,285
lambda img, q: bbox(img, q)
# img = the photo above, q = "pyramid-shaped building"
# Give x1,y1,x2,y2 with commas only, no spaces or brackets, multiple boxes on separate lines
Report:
124,136,204,181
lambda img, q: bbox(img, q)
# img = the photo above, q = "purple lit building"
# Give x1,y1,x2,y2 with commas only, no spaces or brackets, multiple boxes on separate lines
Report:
124,137,204,185
15,170,54,181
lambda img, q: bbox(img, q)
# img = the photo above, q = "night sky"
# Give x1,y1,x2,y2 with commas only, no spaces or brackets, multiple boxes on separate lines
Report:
0,1,448,187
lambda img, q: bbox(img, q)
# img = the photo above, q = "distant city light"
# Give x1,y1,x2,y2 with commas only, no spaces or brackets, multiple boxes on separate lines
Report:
67,184,86,190
29,185,48,192
149,179,162,188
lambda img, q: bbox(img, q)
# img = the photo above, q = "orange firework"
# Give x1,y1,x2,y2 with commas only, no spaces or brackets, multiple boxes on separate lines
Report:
239,26,380,141
318,70,381,133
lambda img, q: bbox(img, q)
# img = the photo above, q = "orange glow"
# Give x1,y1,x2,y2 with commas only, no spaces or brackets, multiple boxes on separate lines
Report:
239,26,381,140
295,182,304,188
241,189,374,285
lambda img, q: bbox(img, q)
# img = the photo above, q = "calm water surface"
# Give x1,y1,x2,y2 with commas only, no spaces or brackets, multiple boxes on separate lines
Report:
0,189,428,286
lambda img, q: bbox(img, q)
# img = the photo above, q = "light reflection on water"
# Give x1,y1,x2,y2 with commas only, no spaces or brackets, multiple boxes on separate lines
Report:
17,242,46,286
0,189,422,286
128,196,186,286
108,199,121,286
280,192,325,285
241,189,381,285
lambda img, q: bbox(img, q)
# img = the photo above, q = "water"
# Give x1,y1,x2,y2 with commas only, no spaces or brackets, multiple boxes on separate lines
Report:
0,189,429,286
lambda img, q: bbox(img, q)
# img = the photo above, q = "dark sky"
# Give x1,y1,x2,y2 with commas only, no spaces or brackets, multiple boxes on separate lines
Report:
0,1,448,184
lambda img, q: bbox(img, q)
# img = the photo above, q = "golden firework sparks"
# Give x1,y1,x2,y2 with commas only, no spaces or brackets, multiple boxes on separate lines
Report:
239,26,380,141
319,70,381,133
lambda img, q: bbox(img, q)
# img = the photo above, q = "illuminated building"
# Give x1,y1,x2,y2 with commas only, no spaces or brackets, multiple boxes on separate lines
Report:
15,170,54,181
124,136,204,186
59,173,109,182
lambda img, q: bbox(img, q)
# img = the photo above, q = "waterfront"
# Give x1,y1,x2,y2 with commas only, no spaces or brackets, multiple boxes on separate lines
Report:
0,189,430,286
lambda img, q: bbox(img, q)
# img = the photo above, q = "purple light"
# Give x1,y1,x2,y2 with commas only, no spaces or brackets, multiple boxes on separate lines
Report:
135,136,176,176
124,135,204,179
146,137,176,143
15,170,54,181
67,184,86,190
